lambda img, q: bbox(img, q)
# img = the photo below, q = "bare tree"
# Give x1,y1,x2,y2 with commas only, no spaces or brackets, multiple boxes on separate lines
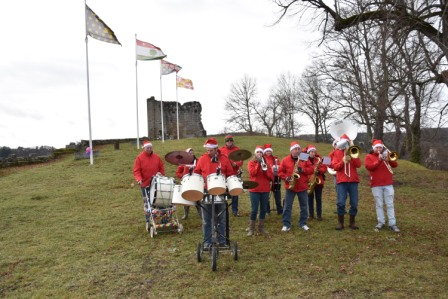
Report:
296,64,339,142
273,0,448,86
224,75,258,134
252,96,283,136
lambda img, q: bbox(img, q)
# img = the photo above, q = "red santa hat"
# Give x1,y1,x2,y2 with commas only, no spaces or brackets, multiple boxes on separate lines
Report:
307,144,317,153
372,139,384,149
340,134,351,141
142,141,152,148
203,137,218,148
254,145,264,154
263,143,273,153
290,141,301,152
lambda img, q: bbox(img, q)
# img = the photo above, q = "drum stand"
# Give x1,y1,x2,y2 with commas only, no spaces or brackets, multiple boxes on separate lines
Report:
197,193,238,271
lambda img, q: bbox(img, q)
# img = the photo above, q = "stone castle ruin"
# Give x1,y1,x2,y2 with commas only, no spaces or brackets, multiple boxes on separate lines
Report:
146,96,206,140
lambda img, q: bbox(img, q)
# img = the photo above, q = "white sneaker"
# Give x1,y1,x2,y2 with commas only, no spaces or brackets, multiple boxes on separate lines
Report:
281,226,290,232
145,222,149,232
301,225,310,231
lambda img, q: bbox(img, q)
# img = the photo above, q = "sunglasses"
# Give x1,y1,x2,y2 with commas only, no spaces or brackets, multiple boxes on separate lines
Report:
225,138,234,142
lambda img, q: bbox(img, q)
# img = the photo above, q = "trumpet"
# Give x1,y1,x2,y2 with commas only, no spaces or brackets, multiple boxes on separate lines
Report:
288,159,301,190
344,143,362,178
260,156,268,172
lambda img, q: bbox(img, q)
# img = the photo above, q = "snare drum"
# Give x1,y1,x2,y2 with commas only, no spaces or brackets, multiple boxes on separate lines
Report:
202,194,227,204
226,175,243,196
148,175,175,208
181,173,204,201
172,185,196,206
206,173,226,195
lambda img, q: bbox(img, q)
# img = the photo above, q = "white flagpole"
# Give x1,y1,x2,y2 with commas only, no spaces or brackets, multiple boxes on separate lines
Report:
160,60,164,143
176,76,179,140
84,0,94,165
135,34,140,149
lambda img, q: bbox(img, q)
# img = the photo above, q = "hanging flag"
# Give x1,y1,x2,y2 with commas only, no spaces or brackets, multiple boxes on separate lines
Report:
136,39,166,60
176,76,194,90
161,60,182,75
85,5,121,45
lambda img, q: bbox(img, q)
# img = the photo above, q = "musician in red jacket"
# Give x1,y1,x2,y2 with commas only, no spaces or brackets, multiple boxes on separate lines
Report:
175,148,200,220
247,146,274,236
194,138,234,247
133,140,165,231
331,134,361,230
263,143,283,215
364,139,400,232
278,142,314,232
219,135,243,216
306,145,327,221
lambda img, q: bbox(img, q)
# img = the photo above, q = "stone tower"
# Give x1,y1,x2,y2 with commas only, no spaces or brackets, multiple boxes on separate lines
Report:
146,96,206,140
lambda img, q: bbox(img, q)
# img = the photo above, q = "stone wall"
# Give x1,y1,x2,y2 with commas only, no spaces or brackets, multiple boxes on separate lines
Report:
147,96,206,140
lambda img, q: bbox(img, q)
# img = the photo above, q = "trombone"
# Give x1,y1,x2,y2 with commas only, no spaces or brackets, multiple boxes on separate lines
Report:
381,145,399,174
343,141,362,178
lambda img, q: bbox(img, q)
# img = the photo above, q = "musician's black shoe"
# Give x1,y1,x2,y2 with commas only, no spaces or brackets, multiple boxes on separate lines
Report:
233,212,241,217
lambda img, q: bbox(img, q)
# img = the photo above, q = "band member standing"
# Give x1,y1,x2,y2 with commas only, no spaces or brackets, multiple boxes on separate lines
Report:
278,142,314,232
331,134,361,230
133,140,165,231
219,135,243,217
364,139,400,232
194,138,234,247
175,148,201,220
306,145,327,221
247,146,274,236
263,144,283,215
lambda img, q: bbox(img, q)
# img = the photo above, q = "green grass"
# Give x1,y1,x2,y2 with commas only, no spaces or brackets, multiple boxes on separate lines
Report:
1,136,447,298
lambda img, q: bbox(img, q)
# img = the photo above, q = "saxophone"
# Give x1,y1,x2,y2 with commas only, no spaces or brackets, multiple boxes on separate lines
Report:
307,157,322,195
288,159,301,190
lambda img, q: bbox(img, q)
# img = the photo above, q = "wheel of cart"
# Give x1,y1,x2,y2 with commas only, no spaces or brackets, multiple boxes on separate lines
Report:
196,192,239,271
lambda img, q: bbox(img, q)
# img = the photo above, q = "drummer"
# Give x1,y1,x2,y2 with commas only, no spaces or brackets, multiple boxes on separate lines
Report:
194,137,234,248
133,140,165,232
175,148,201,219
219,135,243,217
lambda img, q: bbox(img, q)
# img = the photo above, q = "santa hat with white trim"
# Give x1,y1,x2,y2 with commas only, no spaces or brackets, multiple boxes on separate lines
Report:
372,139,384,149
143,141,152,148
263,143,273,153
290,141,301,152
203,137,218,148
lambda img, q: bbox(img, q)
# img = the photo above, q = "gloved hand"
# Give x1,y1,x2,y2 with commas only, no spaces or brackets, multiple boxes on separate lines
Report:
285,176,292,183
316,170,321,175
297,167,303,173
343,155,351,163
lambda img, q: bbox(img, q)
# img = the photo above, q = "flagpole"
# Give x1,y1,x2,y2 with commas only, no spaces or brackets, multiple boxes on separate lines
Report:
160,60,164,143
135,34,140,149
176,76,179,140
84,0,94,165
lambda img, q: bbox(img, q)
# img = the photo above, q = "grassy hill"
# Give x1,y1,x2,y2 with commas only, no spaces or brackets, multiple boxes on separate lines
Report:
1,136,447,298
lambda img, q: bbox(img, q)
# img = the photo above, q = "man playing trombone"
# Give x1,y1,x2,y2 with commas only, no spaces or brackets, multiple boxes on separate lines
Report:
364,139,400,233
331,134,362,230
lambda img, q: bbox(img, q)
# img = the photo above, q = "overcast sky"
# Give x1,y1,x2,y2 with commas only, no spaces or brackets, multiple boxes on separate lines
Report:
0,0,320,149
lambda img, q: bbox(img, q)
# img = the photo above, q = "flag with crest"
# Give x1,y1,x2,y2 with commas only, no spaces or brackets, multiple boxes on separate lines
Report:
161,60,182,75
176,76,194,90
136,39,166,60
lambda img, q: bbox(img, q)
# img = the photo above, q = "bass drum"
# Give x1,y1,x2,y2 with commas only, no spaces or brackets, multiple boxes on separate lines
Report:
181,173,204,201
172,185,196,206
149,175,175,208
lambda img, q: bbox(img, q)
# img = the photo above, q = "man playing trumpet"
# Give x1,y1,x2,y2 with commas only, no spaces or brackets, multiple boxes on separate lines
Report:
364,139,400,232
331,134,362,230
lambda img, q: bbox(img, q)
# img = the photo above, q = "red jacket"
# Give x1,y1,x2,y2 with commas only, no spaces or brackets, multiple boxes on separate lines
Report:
194,152,234,190
308,154,328,187
219,145,243,172
133,151,165,187
364,153,397,187
331,149,361,183
279,154,314,192
247,158,274,192
176,158,197,180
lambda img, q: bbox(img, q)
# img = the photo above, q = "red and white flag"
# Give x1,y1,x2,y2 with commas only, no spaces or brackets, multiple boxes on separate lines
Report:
136,39,166,61
176,76,194,90
161,60,182,75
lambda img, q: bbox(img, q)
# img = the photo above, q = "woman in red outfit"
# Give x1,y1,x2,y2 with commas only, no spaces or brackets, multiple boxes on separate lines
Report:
306,145,327,221
175,148,200,219
246,146,274,236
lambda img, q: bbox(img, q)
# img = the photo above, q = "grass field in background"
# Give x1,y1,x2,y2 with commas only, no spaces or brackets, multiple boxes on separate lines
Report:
1,136,447,298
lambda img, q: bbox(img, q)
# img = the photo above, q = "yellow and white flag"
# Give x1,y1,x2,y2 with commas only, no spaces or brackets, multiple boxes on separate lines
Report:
86,5,121,45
